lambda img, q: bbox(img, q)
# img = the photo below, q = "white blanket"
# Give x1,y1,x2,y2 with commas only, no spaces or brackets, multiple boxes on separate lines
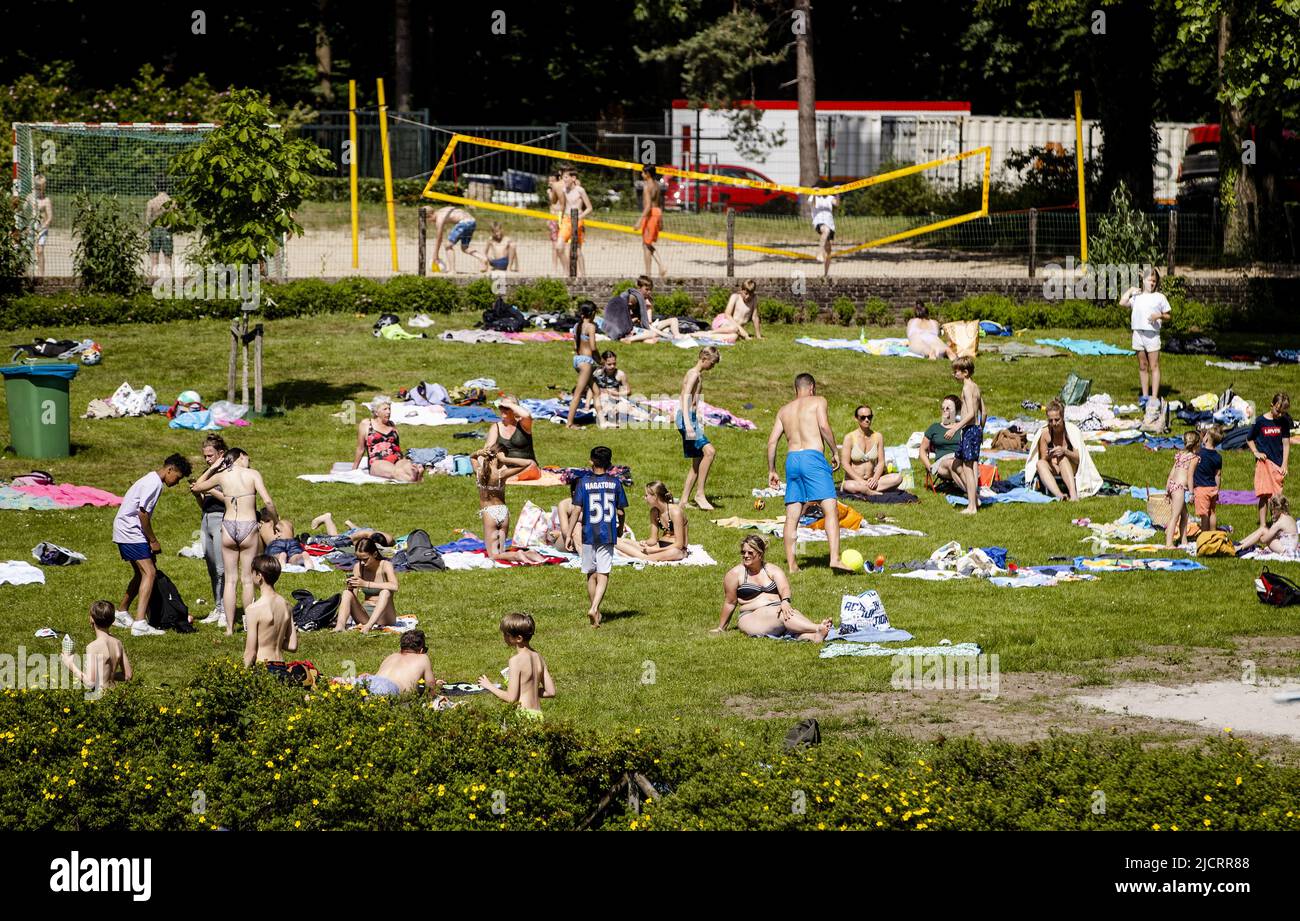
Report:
299,462,410,485
0,560,45,586
1023,419,1102,498
560,543,718,569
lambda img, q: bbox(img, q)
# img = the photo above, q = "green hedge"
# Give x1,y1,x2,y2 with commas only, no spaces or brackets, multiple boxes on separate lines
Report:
305,177,459,206
3,667,1299,830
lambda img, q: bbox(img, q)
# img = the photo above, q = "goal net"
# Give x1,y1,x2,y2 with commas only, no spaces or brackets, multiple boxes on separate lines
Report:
420,132,991,278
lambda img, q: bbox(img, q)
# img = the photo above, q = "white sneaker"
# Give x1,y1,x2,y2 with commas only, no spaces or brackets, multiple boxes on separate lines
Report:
114,610,134,629
198,611,224,625
409,313,434,328
130,621,166,637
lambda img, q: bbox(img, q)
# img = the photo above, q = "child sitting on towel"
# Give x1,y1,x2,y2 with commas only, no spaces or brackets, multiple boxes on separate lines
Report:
479,612,555,721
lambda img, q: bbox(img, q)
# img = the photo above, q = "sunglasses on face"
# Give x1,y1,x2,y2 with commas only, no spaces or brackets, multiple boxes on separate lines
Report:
857,414,872,422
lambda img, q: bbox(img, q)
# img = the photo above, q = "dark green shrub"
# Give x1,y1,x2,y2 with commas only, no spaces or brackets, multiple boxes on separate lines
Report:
463,277,497,314
862,297,893,326
380,276,461,315
72,194,146,295
513,278,574,313
331,276,385,312
758,297,795,324
832,296,857,326
705,286,733,315
841,161,936,216
655,291,697,317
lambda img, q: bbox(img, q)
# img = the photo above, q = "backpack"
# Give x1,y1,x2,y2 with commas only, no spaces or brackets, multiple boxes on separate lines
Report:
32,541,85,566
290,589,343,632
373,314,400,337
1060,371,1092,406
1256,569,1300,606
392,528,445,572
482,296,527,333
147,570,195,633
267,659,321,689
675,316,702,334
784,718,821,748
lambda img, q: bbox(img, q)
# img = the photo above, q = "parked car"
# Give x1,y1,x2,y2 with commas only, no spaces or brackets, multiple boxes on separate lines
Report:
1176,124,1300,212
661,164,796,212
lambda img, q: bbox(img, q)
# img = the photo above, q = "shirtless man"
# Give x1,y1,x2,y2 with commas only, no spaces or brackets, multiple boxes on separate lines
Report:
25,174,52,276
430,205,484,273
559,168,593,277
358,630,440,697
479,612,555,721
144,181,174,279
768,373,848,573
481,222,519,272
637,164,667,279
678,347,720,510
944,356,987,516
710,279,762,342
243,555,297,668
60,601,132,694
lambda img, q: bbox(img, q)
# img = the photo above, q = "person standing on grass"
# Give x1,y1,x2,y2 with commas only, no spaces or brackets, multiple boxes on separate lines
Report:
567,300,600,429
479,612,555,721
637,164,667,280
945,356,986,516
242,555,297,669
768,373,847,573
144,179,174,279
24,173,52,277
678,347,720,510
1120,268,1171,408
1195,424,1223,533
574,446,627,628
809,179,837,278
559,168,593,277
112,453,193,637
1247,391,1291,529
193,433,228,626
547,169,566,274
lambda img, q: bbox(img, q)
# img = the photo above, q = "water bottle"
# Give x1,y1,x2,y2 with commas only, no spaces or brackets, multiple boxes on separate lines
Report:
61,634,75,656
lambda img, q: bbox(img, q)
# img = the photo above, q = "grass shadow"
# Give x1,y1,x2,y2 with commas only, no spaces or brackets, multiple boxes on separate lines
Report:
261,378,380,411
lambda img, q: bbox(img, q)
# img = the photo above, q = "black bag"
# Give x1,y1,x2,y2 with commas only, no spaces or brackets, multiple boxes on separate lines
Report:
783,718,821,748
675,316,702,334
482,296,527,333
1256,569,1300,607
147,570,195,633
392,528,445,572
290,589,343,632
1218,424,1251,451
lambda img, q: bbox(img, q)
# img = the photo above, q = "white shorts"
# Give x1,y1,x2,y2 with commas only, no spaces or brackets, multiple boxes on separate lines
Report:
580,543,613,575
1131,329,1161,352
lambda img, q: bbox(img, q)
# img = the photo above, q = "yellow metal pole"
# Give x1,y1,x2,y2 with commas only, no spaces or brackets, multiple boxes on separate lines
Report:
376,78,399,272
348,80,359,270
1074,89,1088,264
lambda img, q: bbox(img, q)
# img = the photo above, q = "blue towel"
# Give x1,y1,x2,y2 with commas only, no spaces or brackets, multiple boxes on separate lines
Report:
979,321,1012,336
825,626,915,644
1072,556,1207,572
979,546,1009,567
947,487,1056,506
444,405,500,423
1141,435,1184,451
407,447,447,466
1035,337,1135,356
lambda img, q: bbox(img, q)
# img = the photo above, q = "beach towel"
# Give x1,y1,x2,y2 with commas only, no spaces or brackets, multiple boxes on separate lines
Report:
1023,419,1102,498
1072,557,1206,573
820,641,981,659
10,483,123,508
299,463,412,485
1035,337,1134,356
946,487,1057,507
0,560,45,586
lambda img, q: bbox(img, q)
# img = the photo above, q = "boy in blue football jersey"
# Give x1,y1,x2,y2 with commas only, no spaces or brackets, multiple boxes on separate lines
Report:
573,445,628,627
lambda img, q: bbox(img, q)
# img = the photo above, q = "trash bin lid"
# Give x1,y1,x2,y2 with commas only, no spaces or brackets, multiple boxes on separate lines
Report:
0,362,80,380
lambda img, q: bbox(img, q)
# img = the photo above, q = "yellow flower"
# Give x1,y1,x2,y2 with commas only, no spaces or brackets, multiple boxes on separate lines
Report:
1204,795,1212,802
1152,823,1161,830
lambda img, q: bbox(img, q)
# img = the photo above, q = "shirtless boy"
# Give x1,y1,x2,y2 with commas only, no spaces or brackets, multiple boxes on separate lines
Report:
481,222,519,272
768,373,848,572
357,630,440,697
243,555,297,668
144,181,174,279
25,174,52,276
430,205,484,273
547,170,566,273
60,600,132,694
558,168,593,277
945,356,987,516
478,612,555,721
678,347,720,510
637,164,667,279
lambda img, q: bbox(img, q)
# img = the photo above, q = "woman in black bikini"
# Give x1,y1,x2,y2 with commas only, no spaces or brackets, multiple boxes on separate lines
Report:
615,481,689,561
711,535,831,641
353,396,424,482
482,395,539,480
190,448,277,635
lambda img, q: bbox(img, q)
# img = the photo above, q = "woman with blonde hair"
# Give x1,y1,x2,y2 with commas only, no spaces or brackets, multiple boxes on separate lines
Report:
711,535,831,641
615,481,689,561
353,396,424,482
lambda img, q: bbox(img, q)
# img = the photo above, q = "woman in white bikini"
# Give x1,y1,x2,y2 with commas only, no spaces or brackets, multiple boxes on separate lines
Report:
906,301,954,360
615,481,689,562
712,535,831,641
840,405,904,496
566,300,600,429
190,448,277,635
472,444,547,564
1236,495,1299,558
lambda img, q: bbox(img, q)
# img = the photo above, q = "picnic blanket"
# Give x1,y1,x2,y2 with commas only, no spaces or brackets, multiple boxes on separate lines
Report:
0,560,45,585
386,402,501,427
299,463,412,485
558,543,718,569
5,483,123,508
1035,337,1134,356
820,641,981,659
1072,556,1206,573
644,399,756,429
713,517,925,539
796,336,923,358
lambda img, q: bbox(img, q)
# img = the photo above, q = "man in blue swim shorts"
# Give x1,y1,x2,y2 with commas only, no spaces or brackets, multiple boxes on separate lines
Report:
431,205,483,273
768,373,850,573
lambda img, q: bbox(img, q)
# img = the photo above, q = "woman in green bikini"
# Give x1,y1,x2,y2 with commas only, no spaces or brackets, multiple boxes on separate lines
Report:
190,448,277,635
334,537,399,633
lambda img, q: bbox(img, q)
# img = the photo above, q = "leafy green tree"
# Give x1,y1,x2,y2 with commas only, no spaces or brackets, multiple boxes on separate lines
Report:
1176,0,1300,259
162,90,332,269
71,194,146,295
1089,183,1161,266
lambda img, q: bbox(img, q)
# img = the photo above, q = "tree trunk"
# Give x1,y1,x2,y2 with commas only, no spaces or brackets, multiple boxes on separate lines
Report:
795,0,817,218
315,0,333,104
1090,0,1156,211
394,0,413,111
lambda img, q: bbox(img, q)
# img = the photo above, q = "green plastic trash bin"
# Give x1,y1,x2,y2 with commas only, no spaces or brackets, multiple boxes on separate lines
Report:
1,361,79,458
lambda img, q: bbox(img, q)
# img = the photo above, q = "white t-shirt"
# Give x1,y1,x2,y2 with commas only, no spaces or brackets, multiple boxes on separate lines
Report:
112,471,164,544
1129,292,1171,333
810,195,837,231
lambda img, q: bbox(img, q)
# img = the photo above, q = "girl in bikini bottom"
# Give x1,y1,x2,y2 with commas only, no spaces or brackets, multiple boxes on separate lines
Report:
223,519,258,545
483,504,509,525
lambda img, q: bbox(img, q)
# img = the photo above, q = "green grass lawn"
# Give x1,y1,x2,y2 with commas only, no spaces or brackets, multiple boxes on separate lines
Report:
2,313,1297,745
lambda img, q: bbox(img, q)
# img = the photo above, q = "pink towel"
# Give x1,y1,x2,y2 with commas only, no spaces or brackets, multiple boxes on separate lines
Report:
11,484,123,507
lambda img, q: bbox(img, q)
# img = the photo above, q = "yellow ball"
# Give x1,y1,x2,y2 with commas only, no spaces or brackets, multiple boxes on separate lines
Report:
753,498,766,511
840,549,863,571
